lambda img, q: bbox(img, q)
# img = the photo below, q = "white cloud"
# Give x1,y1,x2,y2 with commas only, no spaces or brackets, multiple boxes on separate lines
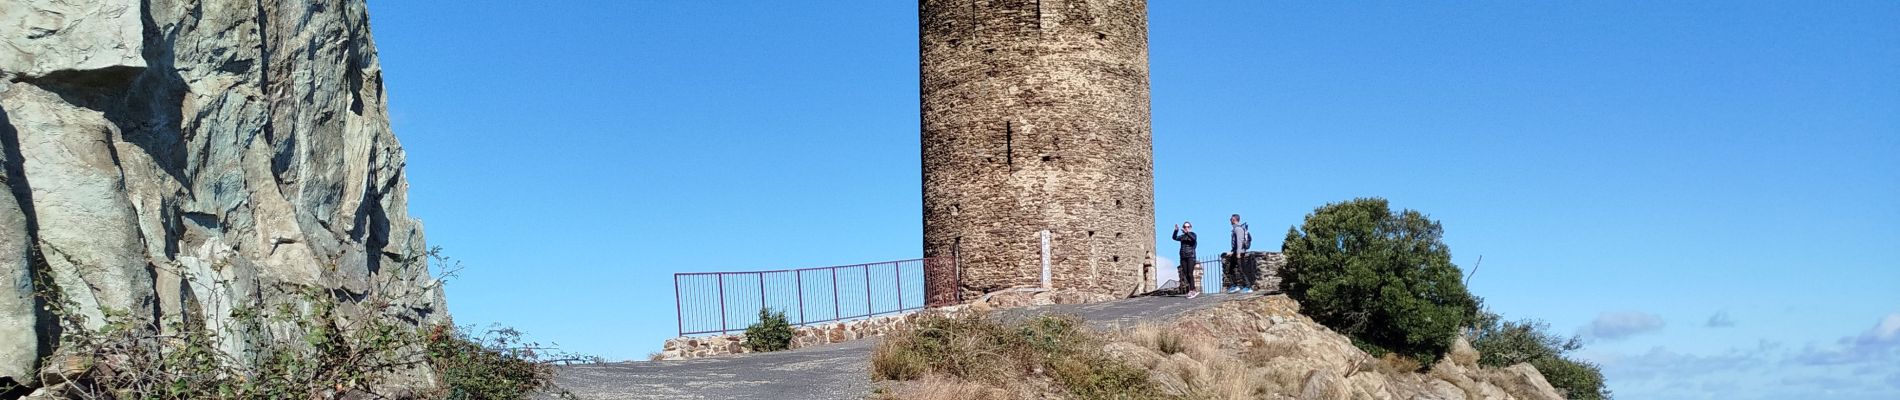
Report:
1706,311,1737,328
1592,346,1760,381
1593,313,1900,399
1580,311,1666,341
1856,313,1900,346
1792,313,1900,366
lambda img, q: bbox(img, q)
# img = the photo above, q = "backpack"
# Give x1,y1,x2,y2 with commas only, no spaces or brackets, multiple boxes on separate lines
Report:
1239,223,1252,251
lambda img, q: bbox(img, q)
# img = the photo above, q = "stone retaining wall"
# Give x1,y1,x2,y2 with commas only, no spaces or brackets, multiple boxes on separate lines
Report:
658,305,972,360
658,286,1125,360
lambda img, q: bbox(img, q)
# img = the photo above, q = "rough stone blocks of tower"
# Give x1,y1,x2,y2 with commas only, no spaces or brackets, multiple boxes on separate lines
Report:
920,0,1156,301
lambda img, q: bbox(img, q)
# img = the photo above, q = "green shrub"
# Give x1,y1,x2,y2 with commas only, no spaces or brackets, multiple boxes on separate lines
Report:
427,324,596,400
1280,197,1479,364
1469,311,1612,400
743,308,796,352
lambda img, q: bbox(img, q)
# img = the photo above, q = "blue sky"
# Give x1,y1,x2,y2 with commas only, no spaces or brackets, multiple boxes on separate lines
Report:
366,1,1898,398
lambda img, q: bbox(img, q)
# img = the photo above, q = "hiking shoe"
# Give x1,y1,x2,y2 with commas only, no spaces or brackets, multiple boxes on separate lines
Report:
1224,287,1238,294
1187,291,1200,299
1241,288,1255,294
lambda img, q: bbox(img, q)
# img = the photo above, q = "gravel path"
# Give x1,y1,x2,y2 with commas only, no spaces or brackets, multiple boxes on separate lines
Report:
549,293,1251,400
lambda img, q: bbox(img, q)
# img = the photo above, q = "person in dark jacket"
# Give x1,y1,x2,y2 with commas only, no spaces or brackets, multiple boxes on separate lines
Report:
1230,214,1255,293
1172,221,1199,298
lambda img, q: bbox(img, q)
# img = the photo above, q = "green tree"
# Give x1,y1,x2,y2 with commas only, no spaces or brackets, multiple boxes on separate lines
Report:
1280,197,1478,364
1469,310,1612,400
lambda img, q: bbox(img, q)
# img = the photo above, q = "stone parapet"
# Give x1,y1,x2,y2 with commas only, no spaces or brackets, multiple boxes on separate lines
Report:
1220,251,1287,290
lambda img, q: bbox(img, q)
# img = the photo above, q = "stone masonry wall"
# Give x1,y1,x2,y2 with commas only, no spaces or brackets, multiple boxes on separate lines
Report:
1222,251,1287,291
659,287,1120,360
1164,251,1285,293
920,0,1156,301
660,305,971,360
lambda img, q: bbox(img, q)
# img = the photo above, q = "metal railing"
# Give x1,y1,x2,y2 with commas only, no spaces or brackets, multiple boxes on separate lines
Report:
1160,256,1226,294
1197,256,1223,293
673,257,957,336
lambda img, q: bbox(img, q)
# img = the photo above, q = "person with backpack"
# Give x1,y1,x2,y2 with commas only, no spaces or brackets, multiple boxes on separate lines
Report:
1229,214,1255,294
1171,221,1199,299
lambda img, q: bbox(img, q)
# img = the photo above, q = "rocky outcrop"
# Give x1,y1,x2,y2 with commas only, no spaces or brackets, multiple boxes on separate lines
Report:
0,0,443,389
1119,295,1565,400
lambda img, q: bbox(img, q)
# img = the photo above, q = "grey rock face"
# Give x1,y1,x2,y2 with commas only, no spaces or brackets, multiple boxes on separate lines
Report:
0,139,34,382
0,1,144,77
0,0,443,388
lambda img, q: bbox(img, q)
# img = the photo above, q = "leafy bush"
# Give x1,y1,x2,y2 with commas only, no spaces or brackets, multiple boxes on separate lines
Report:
427,324,596,400
743,308,796,352
871,313,1165,400
33,285,436,399
22,247,589,400
1469,311,1612,400
1279,197,1479,364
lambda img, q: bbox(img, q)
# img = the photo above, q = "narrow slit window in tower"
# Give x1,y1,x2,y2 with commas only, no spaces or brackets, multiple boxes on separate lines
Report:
1005,121,1014,168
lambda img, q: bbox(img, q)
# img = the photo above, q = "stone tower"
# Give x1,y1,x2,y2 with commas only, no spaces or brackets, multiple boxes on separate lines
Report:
920,0,1155,299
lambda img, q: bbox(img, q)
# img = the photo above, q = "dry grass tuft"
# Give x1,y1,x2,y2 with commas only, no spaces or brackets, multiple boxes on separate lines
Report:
1240,340,1302,367
1152,353,1256,400
873,374,1007,400
1128,323,1193,356
870,337,930,381
1362,352,1424,375
1122,323,1265,399
871,313,1166,400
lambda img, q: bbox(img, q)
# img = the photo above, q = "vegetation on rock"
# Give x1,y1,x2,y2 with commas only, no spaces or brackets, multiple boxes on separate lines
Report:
1470,310,1613,400
428,324,597,400
872,296,1574,399
17,249,588,400
31,293,587,399
871,313,1163,400
1279,197,1480,364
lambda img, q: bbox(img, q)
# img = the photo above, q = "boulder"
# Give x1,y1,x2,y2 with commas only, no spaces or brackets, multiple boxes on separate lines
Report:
1449,334,1481,367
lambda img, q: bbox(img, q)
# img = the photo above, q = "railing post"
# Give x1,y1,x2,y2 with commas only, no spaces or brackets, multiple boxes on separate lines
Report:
895,261,904,310
675,274,685,336
796,270,806,324
864,264,873,316
759,271,768,323
831,268,840,322
717,273,728,333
